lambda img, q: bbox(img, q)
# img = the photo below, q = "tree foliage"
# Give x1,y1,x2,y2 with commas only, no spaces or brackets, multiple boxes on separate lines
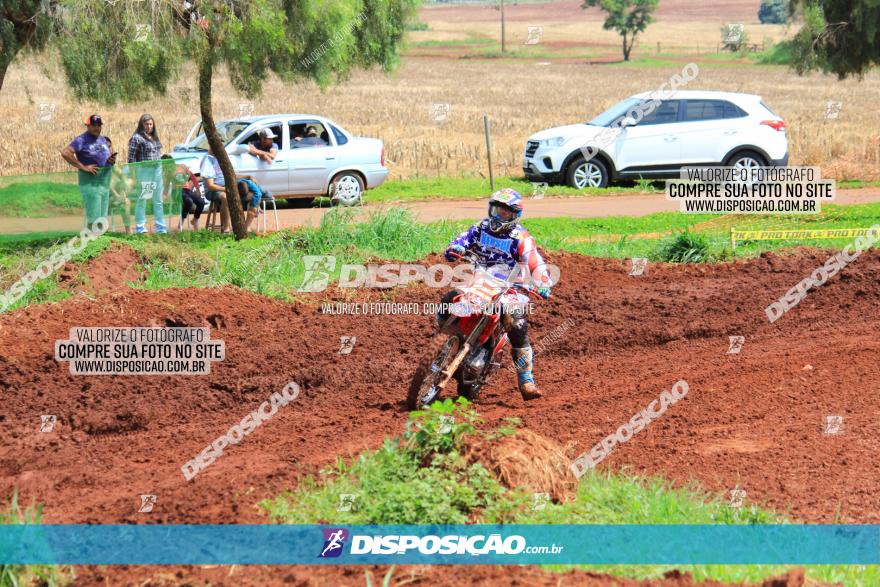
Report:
758,0,789,24
0,0,55,91
581,0,658,61
54,0,418,239
789,0,880,78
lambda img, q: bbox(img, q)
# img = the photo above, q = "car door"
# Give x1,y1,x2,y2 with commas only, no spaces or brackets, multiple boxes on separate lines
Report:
677,100,747,164
286,120,341,195
230,123,288,194
611,100,684,172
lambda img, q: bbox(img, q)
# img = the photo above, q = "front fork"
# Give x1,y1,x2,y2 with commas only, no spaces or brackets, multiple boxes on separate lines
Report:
437,314,491,389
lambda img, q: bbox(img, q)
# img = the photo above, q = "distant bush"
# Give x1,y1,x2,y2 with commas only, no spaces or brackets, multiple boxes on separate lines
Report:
405,20,429,31
758,0,789,24
755,39,796,65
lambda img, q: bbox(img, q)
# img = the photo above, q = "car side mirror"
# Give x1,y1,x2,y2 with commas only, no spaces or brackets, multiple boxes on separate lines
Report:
230,144,249,155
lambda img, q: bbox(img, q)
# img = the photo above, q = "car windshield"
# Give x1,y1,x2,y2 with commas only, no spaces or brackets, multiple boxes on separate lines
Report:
182,121,252,151
587,98,641,127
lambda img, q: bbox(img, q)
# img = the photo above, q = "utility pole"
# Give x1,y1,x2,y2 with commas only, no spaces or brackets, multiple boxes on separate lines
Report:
500,0,506,53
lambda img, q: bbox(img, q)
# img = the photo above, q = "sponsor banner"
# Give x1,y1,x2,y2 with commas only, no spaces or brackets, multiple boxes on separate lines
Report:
732,228,879,243
2,524,878,565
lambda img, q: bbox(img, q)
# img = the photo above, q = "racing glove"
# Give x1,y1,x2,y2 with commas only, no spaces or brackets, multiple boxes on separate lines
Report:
445,244,467,261
537,286,552,299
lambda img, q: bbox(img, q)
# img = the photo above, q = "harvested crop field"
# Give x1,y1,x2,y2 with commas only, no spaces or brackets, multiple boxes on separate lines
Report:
1,246,878,585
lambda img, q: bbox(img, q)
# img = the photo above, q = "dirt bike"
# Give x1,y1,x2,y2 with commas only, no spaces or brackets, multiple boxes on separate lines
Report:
407,252,539,410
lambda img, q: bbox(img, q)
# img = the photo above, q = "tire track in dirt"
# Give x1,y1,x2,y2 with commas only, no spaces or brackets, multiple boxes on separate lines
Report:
0,247,876,585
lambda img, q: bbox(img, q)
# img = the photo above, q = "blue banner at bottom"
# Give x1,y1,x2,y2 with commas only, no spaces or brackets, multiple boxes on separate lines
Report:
1,525,878,565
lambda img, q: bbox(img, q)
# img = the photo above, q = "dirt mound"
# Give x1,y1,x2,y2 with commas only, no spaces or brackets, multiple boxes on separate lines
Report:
467,428,578,504
1,246,877,584
70,563,816,587
58,242,144,295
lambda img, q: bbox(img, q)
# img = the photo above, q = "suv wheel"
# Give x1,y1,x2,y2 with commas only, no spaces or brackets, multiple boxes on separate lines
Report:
566,157,609,189
726,150,767,171
330,172,364,206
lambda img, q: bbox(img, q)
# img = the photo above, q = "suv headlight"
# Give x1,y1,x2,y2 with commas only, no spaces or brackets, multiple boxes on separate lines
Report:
538,136,567,148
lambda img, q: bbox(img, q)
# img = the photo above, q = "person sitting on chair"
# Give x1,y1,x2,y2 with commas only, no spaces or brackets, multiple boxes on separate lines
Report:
236,176,267,234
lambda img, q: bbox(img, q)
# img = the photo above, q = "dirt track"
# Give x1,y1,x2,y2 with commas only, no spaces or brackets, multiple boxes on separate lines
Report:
1,245,878,585
3,187,880,235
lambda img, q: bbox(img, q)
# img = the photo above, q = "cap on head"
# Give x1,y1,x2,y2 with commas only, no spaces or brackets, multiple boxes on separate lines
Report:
259,128,277,139
85,114,103,126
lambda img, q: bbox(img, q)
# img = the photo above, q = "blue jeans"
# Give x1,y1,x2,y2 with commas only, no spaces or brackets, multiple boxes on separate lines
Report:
133,164,166,233
78,168,111,226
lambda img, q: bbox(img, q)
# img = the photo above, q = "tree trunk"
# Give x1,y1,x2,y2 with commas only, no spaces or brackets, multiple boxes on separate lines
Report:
197,52,246,240
622,33,631,61
0,53,12,94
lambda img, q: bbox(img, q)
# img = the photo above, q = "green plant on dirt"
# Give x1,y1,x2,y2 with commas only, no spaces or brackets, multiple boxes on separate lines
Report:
0,491,71,587
261,398,520,525
0,233,112,313
657,231,712,263
364,565,396,587
260,403,880,585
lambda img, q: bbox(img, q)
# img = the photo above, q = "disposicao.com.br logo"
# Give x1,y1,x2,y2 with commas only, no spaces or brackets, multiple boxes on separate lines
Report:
318,528,563,557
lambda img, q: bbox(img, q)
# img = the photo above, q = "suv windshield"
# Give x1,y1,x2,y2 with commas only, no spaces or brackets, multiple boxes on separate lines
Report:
183,121,251,151
587,98,641,127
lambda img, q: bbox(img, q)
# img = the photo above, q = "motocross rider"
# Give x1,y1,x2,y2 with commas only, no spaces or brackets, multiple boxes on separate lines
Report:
441,188,553,401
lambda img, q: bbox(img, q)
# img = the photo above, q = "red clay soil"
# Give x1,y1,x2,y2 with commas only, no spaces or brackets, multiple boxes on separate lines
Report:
57,241,145,296
1,246,878,585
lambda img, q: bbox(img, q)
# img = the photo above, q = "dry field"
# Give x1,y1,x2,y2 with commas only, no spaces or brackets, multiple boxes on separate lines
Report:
0,0,878,182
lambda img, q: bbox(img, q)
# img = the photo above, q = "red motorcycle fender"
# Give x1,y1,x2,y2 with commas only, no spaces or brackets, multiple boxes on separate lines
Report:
492,332,509,356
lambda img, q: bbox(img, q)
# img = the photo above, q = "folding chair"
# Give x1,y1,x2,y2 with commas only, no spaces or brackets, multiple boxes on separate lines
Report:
259,192,280,232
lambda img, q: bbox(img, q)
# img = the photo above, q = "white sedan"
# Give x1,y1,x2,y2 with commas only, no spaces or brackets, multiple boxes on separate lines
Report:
171,114,388,205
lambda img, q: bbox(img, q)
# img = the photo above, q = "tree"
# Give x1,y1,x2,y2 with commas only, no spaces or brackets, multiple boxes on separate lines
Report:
582,0,658,62
758,0,789,24
0,0,55,92
789,0,880,78
54,0,417,239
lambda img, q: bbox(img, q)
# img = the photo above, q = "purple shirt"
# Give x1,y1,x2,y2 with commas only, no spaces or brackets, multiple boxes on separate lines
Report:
69,132,112,167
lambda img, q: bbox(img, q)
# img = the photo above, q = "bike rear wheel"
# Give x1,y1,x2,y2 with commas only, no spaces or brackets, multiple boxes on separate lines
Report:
406,334,462,410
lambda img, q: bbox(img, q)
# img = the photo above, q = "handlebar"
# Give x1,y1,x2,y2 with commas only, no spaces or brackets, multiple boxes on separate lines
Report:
448,250,541,297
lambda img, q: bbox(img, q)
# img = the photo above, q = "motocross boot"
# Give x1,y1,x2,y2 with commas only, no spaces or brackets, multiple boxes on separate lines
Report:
512,346,543,400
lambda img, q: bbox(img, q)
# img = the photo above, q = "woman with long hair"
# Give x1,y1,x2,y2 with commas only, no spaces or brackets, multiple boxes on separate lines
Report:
128,114,166,233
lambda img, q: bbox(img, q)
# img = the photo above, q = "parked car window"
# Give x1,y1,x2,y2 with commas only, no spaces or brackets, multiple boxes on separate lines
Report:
722,102,749,118
637,101,680,126
587,98,641,127
240,125,283,148
290,122,329,148
330,124,348,146
185,120,251,151
682,100,727,122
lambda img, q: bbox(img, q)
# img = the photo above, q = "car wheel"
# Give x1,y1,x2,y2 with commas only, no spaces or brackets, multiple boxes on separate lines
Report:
566,157,609,189
330,172,364,206
726,150,767,172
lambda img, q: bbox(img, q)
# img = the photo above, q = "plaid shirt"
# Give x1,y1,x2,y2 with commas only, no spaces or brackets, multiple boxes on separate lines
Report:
127,132,163,162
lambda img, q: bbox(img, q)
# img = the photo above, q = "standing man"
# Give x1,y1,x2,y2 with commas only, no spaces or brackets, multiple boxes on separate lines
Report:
61,114,116,227
248,128,278,163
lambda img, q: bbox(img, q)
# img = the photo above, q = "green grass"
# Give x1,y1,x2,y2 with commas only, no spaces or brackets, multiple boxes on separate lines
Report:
261,400,879,586
753,40,796,65
0,491,71,587
0,174,878,217
0,180,81,218
366,176,653,203
3,202,880,313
